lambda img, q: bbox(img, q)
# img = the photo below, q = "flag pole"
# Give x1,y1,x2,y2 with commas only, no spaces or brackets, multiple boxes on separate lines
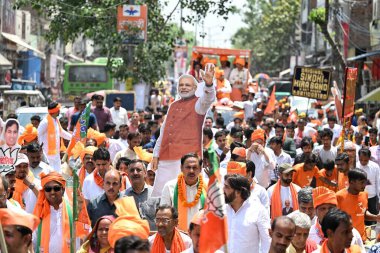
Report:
0,222,8,253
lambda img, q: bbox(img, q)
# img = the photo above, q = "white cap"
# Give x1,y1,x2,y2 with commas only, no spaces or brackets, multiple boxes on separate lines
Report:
14,153,29,166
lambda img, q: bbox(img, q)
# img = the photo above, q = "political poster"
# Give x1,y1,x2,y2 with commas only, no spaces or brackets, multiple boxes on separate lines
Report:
117,4,148,44
292,66,331,100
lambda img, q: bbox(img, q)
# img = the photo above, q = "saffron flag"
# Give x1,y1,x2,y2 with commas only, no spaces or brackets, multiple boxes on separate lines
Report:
66,102,91,157
199,145,227,253
264,85,276,115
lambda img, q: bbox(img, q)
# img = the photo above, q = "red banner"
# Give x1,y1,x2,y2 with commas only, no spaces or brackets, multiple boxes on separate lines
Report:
342,68,357,118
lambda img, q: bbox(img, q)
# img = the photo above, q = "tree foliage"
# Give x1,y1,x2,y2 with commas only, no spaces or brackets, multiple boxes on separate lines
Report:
15,0,234,84
232,0,301,76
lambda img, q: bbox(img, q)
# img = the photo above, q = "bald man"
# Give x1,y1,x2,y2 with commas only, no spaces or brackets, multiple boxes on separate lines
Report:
87,169,122,226
269,216,296,253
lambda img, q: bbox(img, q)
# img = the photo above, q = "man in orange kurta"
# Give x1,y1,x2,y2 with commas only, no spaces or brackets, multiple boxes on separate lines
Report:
292,154,319,188
151,64,216,197
336,168,380,242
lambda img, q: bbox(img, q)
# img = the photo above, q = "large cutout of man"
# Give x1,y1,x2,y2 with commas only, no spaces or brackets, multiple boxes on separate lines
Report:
151,63,216,197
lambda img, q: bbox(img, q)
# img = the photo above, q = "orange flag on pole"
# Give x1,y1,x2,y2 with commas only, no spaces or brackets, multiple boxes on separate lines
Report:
199,164,228,252
264,85,276,115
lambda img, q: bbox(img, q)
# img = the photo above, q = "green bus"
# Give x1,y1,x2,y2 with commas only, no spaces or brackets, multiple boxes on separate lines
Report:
62,58,122,95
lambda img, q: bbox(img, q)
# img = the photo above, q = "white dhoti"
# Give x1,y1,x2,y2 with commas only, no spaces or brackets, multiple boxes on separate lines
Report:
151,160,181,197
46,154,62,173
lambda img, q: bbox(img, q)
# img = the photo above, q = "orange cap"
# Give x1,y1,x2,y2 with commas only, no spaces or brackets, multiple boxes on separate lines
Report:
312,187,337,209
18,124,38,145
251,128,265,142
233,111,245,119
232,147,246,158
220,55,228,62
227,161,247,176
0,208,40,231
235,58,245,66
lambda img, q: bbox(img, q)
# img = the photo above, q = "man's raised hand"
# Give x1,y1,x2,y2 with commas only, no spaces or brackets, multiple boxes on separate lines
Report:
200,63,215,86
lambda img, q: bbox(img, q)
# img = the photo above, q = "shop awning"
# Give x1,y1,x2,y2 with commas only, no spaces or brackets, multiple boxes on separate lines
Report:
357,86,380,103
0,54,12,69
1,32,45,59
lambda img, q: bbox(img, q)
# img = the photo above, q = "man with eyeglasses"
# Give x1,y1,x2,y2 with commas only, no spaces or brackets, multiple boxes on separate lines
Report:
87,169,122,227
124,159,160,230
33,171,75,252
149,205,192,252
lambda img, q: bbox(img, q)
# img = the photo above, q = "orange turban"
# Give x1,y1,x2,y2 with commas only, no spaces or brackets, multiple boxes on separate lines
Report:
18,123,38,145
235,58,245,66
133,146,153,163
108,197,150,247
34,172,66,219
312,186,337,209
72,141,98,160
233,111,244,119
201,57,210,66
227,161,247,176
215,69,225,79
232,147,246,158
220,55,228,62
251,128,265,142
87,128,107,147
209,58,218,65
0,208,40,231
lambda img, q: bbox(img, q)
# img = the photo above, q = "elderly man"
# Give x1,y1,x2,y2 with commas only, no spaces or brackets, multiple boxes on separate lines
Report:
151,64,216,197
287,212,317,253
0,208,40,253
124,159,160,230
26,143,53,180
87,169,122,227
268,216,296,253
267,163,301,220
13,153,40,213
33,172,74,252
149,205,192,252
161,153,206,231
224,174,271,252
83,148,112,202
293,187,316,225
37,102,72,172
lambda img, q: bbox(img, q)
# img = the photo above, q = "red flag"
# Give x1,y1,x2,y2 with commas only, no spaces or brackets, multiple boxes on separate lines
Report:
199,169,228,252
264,85,276,115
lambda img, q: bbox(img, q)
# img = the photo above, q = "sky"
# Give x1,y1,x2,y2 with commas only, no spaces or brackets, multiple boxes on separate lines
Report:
162,0,247,48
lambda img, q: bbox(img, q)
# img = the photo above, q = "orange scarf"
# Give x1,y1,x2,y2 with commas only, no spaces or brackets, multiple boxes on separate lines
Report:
14,172,35,209
151,228,186,253
270,180,299,220
320,239,362,253
78,166,86,188
47,114,62,155
216,79,230,100
93,169,104,188
315,219,325,245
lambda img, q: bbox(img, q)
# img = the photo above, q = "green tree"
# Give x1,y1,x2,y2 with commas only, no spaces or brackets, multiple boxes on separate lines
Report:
15,0,234,84
232,0,301,76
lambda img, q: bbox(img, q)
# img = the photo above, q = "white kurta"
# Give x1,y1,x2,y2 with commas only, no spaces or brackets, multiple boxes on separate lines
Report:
110,107,129,130
82,172,104,201
37,117,72,172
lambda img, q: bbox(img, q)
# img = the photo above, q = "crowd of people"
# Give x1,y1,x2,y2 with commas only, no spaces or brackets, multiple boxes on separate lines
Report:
0,60,379,253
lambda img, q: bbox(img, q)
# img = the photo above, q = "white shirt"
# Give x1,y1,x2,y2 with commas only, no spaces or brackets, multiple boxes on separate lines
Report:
30,161,54,180
49,203,63,253
267,183,301,211
270,150,292,181
149,232,192,252
229,68,252,86
251,180,270,213
226,197,271,253
356,160,380,199
112,148,138,168
108,139,124,162
161,178,206,229
248,149,276,188
82,172,104,201
153,83,216,158
294,126,317,139
23,179,41,214
323,124,342,142
37,116,72,172
6,199,23,211
110,107,129,130
313,145,338,164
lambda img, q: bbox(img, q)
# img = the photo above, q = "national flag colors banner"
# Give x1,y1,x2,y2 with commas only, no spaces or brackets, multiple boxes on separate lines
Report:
199,146,227,253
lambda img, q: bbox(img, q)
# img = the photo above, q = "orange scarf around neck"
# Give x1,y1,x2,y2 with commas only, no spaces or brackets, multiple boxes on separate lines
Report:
14,172,35,209
216,79,230,99
151,228,186,253
93,169,104,188
320,239,361,253
47,114,62,155
78,166,87,188
315,219,326,245
270,180,299,220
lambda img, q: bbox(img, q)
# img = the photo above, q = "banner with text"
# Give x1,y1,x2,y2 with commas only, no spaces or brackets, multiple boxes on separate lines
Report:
117,4,148,44
292,66,331,100
342,67,357,118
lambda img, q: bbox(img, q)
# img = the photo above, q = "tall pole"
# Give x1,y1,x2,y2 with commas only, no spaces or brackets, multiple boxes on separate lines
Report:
127,0,135,82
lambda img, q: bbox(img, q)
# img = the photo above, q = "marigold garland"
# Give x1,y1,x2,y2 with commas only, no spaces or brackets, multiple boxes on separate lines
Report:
177,173,204,208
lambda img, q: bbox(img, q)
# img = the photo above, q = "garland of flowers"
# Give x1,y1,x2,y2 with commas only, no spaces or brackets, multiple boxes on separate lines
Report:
177,173,204,208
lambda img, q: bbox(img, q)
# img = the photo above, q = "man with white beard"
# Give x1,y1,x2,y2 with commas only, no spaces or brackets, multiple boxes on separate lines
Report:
151,64,216,197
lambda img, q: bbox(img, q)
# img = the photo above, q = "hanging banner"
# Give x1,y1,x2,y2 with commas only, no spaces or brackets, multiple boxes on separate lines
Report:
342,67,357,118
117,4,148,44
292,66,331,100
174,46,188,80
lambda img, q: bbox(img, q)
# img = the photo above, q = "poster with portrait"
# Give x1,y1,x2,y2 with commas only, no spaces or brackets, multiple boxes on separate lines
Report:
0,119,21,175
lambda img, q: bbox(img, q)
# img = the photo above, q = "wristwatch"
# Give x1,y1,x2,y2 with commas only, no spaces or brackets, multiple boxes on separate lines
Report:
29,183,35,190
